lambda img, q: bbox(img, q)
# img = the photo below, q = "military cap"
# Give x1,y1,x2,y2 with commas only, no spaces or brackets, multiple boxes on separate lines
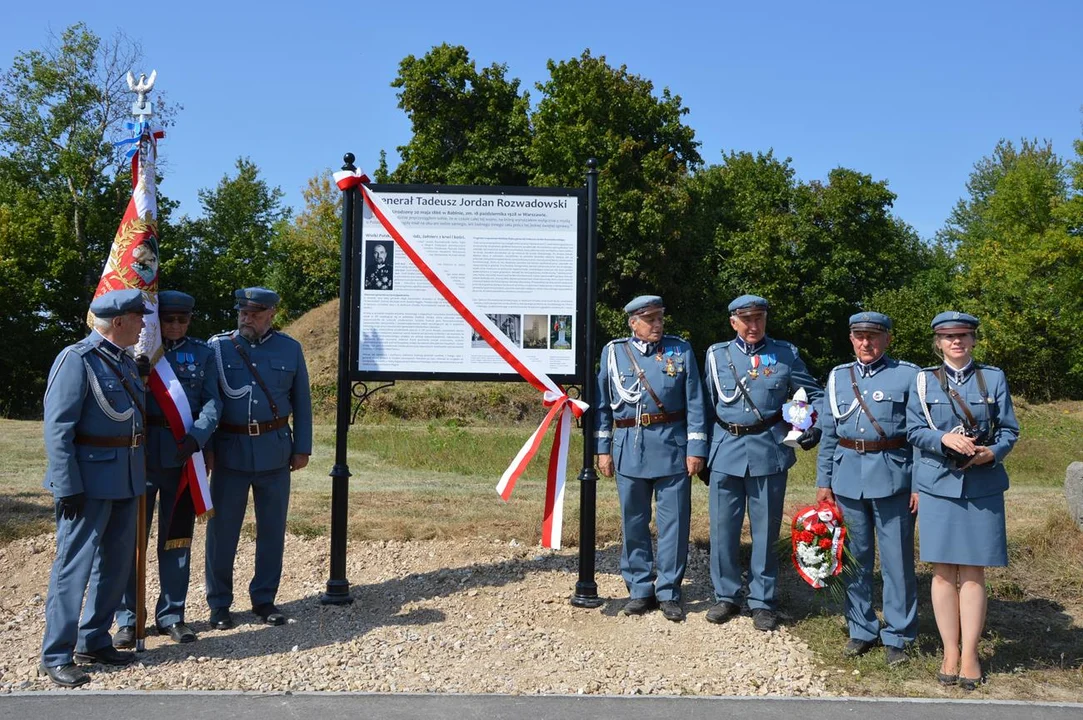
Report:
158,290,195,314
90,289,151,318
728,294,769,316
849,311,892,333
624,295,664,316
931,311,979,333
234,287,280,311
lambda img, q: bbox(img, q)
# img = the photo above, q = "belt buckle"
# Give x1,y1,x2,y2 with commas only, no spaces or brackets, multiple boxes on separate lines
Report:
727,422,740,436
854,438,866,454
640,413,652,427
248,422,261,437
131,433,144,448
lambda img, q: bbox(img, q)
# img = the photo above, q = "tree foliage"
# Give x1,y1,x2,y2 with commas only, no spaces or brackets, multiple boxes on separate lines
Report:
390,44,531,186
942,138,1083,399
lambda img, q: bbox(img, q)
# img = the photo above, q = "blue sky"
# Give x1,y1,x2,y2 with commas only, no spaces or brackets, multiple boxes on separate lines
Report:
3,0,1081,240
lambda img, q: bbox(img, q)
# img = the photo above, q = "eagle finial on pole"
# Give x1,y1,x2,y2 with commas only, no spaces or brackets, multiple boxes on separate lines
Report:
127,70,157,117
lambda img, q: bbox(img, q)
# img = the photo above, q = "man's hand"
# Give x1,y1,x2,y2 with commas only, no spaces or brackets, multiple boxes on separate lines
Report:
597,453,614,478
135,354,152,379
290,454,310,471
796,426,822,451
686,456,705,478
174,434,200,463
204,450,215,473
909,492,919,514
58,493,85,521
815,487,835,504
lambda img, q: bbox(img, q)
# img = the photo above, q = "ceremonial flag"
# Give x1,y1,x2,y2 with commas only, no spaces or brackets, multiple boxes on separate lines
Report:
91,119,213,548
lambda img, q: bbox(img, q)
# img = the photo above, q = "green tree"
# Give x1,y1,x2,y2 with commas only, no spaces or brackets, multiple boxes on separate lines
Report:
942,137,1083,399
529,50,703,342
161,158,288,337
390,44,531,186
266,170,341,321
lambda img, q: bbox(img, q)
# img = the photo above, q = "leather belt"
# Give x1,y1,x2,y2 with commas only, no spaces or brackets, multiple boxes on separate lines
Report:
614,409,686,428
839,436,907,453
146,415,169,428
74,433,144,448
720,411,784,437
218,416,290,436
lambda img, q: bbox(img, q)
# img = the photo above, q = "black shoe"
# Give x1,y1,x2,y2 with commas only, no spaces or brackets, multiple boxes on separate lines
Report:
958,675,984,691
158,621,197,643
885,645,909,666
38,663,89,688
621,597,659,616
660,600,685,622
843,637,878,657
252,603,287,626
751,608,778,632
209,607,234,630
937,671,959,686
705,601,740,624
113,626,136,650
73,645,136,666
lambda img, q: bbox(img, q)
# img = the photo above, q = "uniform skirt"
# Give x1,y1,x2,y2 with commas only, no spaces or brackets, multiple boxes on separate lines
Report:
917,491,1008,567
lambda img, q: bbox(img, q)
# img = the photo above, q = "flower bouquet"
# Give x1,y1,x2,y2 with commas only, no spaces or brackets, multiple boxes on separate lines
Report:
791,500,847,590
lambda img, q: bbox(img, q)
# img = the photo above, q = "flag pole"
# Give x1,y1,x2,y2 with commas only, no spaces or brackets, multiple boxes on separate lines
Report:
129,72,156,653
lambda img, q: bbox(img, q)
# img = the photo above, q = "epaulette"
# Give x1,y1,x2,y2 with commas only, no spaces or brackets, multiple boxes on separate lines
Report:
976,363,1002,373
186,337,209,347
69,341,96,357
922,365,939,372
774,339,799,353
275,329,293,340
209,331,232,341
707,340,731,352
897,360,921,370
834,360,856,371
605,338,629,348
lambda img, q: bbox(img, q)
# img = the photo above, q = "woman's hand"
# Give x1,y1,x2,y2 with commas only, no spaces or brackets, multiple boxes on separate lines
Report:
941,432,976,457
960,445,995,469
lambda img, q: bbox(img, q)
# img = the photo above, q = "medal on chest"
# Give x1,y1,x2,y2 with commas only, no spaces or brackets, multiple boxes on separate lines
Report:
748,355,761,379
762,353,776,377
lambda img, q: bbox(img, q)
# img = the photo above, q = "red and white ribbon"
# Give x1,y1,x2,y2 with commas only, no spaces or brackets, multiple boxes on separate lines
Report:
147,358,212,516
360,186,587,549
333,168,370,191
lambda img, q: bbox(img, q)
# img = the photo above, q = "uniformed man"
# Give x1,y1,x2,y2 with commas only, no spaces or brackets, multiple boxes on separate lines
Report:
204,287,312,629
365,243,392,290
815,312,918,665
594,295,708,622
39,289,150,688
703,294,823,631
115,291,221,647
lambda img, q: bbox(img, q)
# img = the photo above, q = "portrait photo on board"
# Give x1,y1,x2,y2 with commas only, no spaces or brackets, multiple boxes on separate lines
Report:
472,313,522,348
364,240,394,291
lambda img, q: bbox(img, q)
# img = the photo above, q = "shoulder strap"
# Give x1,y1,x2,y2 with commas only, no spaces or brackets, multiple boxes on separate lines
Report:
621,342,666,412
935,367,979,431
725,343,764,422
848,365,887,439
91,349,146,422
229,335,280,420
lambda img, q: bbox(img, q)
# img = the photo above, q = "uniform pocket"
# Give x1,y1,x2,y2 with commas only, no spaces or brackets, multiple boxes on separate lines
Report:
77,446,117,462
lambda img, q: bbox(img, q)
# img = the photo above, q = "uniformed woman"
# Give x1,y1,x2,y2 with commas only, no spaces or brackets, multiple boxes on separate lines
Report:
905,312,1019,690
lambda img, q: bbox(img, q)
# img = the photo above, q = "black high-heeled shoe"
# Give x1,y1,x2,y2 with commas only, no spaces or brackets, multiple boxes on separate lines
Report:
936,672,958,686
958,674,984,691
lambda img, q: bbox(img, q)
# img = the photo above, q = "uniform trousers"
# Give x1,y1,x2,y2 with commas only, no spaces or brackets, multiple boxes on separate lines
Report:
41,497,137,666
205,466,291,610
835,492,918,648
117,466,191,629
709,470,786,610
615,471,690,602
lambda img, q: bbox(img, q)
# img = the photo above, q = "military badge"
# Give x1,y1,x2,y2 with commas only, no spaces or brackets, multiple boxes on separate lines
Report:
665,357,677,377
749,355,761,379
872,390,885,402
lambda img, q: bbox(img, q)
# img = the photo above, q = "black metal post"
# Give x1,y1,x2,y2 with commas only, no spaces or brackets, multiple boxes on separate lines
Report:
321,152,357,605
572,158,603,608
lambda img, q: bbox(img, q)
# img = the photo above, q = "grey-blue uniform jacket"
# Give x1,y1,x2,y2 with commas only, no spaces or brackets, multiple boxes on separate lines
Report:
209,329,312,472
905,364,1019,498
704,337,823,478
147,338,222,470
594,336,708,478
816,357,918,499
42,332,146,500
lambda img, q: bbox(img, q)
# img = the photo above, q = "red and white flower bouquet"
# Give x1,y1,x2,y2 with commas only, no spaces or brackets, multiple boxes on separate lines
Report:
791,500,847,589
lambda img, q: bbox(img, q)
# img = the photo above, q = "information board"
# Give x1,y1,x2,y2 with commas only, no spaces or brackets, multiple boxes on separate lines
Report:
352,184,587,383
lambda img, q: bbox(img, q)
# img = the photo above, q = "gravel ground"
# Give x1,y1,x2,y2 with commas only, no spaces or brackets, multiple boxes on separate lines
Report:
0,533,827,696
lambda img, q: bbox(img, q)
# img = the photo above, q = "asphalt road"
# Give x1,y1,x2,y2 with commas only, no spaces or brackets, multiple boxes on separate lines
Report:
2,693,1082,720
